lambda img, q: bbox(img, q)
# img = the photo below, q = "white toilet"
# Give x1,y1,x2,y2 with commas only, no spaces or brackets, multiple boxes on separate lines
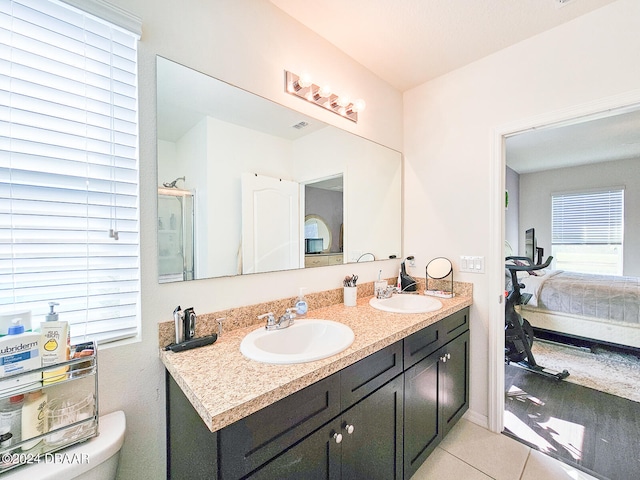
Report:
2,410,126,480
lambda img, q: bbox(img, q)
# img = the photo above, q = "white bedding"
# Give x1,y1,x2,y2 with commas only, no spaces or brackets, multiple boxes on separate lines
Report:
519,270,640,325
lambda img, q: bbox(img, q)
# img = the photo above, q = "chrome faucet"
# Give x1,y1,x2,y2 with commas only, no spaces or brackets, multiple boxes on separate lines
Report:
376,284,419,299
376,285,396,299
258,308,297,331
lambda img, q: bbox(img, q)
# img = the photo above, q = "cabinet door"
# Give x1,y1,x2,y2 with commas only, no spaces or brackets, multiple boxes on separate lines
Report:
167,374,217,479
247,418,341,480
403,350,440,479
341,374,403,480
440,330,470,435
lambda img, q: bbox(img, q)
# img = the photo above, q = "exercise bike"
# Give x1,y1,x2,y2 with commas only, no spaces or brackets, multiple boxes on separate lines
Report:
505,255,569,380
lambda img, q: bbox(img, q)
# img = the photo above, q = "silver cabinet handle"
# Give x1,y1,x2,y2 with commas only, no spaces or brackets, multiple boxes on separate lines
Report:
440,355,447,363
344,424,354,435
333,432,343,444
446,353,451,360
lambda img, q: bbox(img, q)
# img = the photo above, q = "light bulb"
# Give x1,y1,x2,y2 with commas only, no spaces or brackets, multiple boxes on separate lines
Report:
336,95,350,108
298,73,312,88
352,99,366,113
319,85,332,98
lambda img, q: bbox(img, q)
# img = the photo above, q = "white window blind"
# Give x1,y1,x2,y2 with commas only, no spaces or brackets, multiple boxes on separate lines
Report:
552,189,624,245
0,0,140,344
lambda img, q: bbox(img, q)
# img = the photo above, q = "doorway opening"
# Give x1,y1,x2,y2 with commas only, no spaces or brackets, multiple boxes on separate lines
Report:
493,99,640,480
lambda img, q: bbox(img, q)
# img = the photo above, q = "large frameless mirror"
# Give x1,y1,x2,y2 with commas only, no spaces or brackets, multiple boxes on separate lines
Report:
156,56,402,282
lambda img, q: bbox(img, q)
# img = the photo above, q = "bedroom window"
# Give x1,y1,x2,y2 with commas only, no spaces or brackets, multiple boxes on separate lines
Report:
0,0,141,344
551,188,624,275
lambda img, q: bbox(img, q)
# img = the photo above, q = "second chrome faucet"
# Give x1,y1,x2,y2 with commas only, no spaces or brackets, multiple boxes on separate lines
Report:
258,308,297,331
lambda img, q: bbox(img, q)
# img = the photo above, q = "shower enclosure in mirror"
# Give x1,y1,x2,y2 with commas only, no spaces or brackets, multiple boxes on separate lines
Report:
156,56,401,282
158,187,194,283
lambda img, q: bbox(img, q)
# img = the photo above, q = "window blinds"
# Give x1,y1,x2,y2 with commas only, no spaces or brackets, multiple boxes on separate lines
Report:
0,0,140,344
551,189,624,245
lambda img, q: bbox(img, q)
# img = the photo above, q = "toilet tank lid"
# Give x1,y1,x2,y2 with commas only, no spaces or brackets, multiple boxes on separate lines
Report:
88,410,127,462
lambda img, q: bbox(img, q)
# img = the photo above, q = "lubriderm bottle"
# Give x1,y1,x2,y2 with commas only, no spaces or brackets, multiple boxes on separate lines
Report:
295,288,308,316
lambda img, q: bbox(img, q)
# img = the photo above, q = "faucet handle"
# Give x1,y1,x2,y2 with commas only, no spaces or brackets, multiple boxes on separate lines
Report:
258,312,276,326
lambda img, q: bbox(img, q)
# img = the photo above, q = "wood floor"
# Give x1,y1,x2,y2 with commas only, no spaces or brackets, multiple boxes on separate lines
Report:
504,364,640,480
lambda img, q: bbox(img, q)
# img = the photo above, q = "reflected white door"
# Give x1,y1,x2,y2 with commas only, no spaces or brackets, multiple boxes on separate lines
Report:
241,173,300,274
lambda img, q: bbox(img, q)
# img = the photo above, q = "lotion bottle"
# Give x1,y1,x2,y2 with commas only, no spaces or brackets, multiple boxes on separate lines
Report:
40,302,70,385
295,288,308,316
0,319,41,392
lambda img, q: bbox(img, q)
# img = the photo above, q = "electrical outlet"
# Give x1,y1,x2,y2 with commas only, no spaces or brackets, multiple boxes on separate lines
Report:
408,255,416,267
460,256,485,274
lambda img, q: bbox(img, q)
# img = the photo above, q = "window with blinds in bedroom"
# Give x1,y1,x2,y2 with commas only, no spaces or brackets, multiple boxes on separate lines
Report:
551,188,624,275
0,0,140,344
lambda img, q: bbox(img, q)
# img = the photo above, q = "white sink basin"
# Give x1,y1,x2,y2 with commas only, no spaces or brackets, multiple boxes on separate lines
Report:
369,294,442,314
240,319,355,364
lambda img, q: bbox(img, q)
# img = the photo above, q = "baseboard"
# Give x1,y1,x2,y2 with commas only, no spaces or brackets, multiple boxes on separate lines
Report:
463,409,488,429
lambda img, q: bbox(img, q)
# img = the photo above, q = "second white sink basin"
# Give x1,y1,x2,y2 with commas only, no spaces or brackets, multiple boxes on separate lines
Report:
240,319,355,364
369,294,442,314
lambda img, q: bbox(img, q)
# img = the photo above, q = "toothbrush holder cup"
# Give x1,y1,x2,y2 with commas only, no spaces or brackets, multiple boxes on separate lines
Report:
343,286,357,307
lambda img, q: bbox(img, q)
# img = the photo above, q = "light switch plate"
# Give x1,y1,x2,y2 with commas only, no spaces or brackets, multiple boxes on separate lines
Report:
460,256,485,273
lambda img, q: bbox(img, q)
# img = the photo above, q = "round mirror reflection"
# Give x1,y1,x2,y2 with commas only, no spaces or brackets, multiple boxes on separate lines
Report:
304,215,331,252
426,257,452,279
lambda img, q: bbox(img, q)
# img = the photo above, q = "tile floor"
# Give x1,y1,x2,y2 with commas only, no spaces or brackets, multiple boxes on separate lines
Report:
411,419,600,480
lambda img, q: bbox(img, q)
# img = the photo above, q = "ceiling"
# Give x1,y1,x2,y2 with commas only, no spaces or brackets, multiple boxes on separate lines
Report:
506,108,640,174
269,0,639,172
269,0,617,92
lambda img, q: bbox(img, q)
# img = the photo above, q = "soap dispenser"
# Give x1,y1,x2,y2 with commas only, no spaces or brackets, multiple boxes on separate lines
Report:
295,288,308,316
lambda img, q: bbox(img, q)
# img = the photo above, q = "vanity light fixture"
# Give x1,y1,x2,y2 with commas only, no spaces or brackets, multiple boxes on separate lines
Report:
285,70,365,123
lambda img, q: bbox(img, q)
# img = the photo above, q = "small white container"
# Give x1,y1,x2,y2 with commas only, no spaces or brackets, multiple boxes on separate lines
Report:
343,286,357,307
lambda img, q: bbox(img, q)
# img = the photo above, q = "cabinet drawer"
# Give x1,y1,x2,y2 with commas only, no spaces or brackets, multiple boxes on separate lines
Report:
404,322,440,369
340,341,403,410
305,255,328,267
327,254,344,265
219,373,340,480
440,307,469,344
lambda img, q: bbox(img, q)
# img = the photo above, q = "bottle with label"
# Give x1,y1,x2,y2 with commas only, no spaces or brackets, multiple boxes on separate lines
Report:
0,318,41,392
0,395,23,447
40,302,70,385
21,390,47,451
295,287,308,316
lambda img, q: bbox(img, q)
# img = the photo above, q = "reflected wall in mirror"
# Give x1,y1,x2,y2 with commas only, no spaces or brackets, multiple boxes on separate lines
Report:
157,56,401,282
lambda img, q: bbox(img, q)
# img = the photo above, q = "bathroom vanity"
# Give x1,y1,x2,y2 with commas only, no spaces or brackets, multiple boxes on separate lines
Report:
163,296,470,480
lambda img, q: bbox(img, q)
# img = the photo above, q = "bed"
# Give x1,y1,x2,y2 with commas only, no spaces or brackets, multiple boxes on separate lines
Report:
517,269,640,349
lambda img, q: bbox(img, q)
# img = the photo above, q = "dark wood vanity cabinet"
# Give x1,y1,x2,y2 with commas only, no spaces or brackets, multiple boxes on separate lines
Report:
246,374,403,480
166,307,470,480
403,329,469,478
403,307,469,478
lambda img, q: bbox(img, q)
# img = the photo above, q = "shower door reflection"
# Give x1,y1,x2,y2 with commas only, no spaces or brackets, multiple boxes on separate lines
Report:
158,188,194,282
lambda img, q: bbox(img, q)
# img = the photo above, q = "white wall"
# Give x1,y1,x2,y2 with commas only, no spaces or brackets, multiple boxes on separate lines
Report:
519,157,640,276
90,1,403,479
404,0,640,424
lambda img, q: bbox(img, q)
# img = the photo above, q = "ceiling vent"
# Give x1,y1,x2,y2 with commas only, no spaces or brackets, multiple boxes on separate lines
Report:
292,121,309,130
555,0,576,8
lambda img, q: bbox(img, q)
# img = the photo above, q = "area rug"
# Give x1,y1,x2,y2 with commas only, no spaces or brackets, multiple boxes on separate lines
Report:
530,340,640,403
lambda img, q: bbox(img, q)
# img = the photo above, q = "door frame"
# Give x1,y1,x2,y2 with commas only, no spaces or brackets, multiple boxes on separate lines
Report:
487,89,640,433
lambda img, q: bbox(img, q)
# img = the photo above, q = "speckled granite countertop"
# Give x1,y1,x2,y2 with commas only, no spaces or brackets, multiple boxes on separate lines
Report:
160,294,472,433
